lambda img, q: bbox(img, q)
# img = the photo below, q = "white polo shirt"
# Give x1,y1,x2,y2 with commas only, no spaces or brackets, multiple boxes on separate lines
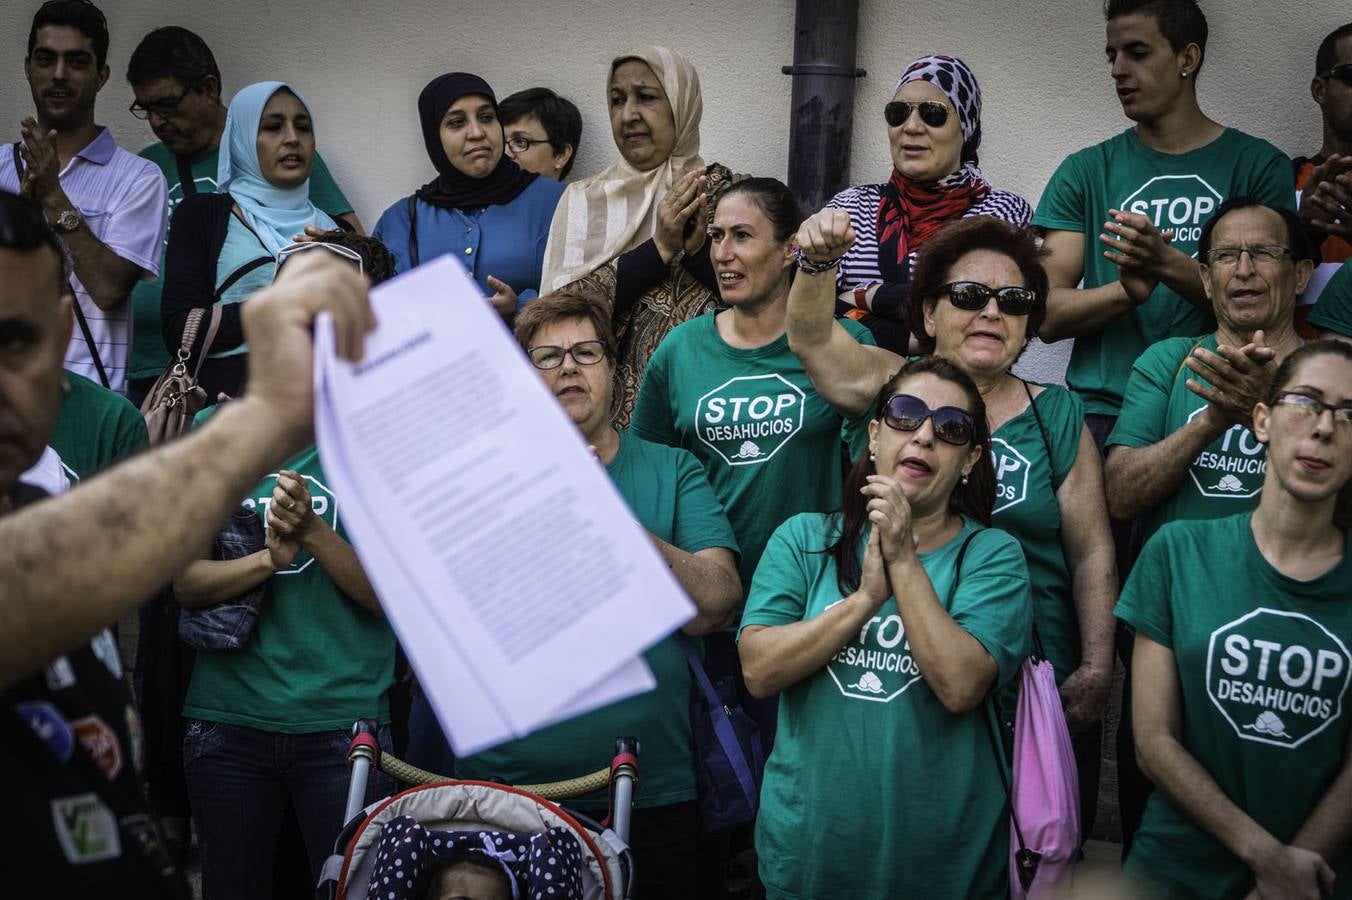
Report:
1,127,167,393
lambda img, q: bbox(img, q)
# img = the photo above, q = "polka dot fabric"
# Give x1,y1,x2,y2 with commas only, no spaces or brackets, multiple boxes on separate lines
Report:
364,815,587,900
894,54,982,148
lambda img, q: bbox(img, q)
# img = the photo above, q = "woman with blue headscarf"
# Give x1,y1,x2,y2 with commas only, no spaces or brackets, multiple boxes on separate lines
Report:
159,81,339,401
825,54,1032,353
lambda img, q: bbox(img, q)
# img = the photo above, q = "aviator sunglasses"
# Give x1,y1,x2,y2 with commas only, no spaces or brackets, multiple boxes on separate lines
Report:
882,394,976,446
940,281,1038,316
884,100,951,129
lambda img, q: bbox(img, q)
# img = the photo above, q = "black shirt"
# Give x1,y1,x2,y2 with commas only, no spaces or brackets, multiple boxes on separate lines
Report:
1,482,188,898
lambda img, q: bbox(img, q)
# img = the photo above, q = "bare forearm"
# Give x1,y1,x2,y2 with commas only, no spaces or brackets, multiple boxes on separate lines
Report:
889,554,995,712
0,399,299,688
1069,546,1117,673
1039,283,1135,342
788,270,895,417
1059,439,1118,674
652,538,740,635
1291,749,1352,862
1137,730,1276,867
41,188,139,311
1104,414,1225,520
305,521,381,614
1155,246,1209,311
174,552,277,609
739,592,877,697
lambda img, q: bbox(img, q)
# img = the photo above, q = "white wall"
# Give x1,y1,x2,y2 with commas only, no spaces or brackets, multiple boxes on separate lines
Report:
4,0,1344,382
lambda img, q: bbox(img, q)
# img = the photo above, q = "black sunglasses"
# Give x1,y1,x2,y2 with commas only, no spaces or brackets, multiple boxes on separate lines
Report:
884,100,950,129
882,394,976,446
1320,63,1352,87
940,281,1038,316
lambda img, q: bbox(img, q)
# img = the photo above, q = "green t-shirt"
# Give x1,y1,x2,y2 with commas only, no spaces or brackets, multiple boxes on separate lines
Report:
1033,127,1295,415
456,432,738,808
1107,333,1266,536
1308,258,1352,338
48,370,148,482
182,409,394,733
1115,513,1352,899
992,384,1084,683
128,141,354,381
740,513,1032,900
630,311,875,589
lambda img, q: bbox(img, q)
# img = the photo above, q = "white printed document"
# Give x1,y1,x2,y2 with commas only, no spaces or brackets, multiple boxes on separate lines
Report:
314,256,694,756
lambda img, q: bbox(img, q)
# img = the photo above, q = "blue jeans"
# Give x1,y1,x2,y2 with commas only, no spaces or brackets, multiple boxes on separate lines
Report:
183,719,395,900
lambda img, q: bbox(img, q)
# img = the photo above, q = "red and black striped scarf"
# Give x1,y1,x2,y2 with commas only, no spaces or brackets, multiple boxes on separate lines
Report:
876,165,989,281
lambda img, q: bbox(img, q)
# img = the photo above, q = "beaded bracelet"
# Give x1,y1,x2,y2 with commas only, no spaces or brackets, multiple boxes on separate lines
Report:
795,254,842,275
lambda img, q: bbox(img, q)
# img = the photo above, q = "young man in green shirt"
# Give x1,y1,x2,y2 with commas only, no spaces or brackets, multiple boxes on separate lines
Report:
1034,0,1295,443
1309,259,1352,340
1106,200,1318,536
123,26,360,404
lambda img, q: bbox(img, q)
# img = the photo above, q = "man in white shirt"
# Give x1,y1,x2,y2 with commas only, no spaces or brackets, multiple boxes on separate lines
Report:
1,0,166,393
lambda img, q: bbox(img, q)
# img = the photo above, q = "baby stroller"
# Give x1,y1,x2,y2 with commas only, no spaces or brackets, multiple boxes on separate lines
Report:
317,721,637,900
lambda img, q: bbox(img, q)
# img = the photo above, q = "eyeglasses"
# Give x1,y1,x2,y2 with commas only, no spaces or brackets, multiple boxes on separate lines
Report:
884,100,951,129
939,281,1038,316
882,394,976,445
273,241,363,281
527,340,609,370
1272,391,1352,428
129,81,196,121
1319,63,1352,87
1203,245,1293,267
506,135,552,154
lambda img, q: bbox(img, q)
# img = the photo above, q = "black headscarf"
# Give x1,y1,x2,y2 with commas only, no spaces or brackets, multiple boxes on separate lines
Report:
415,72,537,210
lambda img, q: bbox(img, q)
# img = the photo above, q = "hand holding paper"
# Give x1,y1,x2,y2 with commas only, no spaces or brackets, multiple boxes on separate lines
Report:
314,256,695,756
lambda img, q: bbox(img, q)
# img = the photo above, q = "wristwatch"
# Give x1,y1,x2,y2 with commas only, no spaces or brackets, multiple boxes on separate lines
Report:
51,208,82,235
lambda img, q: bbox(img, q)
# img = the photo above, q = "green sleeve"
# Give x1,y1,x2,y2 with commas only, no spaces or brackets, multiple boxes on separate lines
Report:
1244,142,1298,212
1039,386,1085,489
1113,525,1175,648
309,152,355,218
1031,152,1088,233
1308,260,1352,338
630,342,679,447
671,449,740,558
950,529,1033,688
841,317,877,347
111,399,149,462
1106,338,1194,449
739,515,818,633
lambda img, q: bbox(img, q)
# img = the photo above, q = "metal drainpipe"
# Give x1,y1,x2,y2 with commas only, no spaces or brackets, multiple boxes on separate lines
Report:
782,0,865,214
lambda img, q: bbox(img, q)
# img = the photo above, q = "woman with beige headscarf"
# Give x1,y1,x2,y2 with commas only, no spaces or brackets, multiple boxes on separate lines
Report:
542,45,728,426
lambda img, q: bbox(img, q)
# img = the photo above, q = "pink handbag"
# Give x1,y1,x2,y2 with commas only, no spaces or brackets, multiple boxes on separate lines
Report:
1005,656,1081,898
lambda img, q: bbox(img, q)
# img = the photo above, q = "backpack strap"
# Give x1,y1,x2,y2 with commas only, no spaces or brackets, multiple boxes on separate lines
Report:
14,142,112,389
174,155,197,197
406,195,420,268
673,632,759,809
952,527,1035,861
70,296,111,389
